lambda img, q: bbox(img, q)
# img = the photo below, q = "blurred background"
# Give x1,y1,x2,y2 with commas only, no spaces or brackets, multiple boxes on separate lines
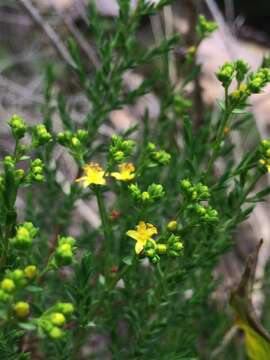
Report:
1,0,270,355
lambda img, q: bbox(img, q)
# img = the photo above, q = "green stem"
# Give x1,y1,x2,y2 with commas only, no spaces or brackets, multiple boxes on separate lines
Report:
206,98,232,176
95,188,111,260
156,262,167,296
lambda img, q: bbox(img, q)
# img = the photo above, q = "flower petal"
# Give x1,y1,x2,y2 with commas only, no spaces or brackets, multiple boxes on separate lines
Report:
126,230,139,241
135,241,144,254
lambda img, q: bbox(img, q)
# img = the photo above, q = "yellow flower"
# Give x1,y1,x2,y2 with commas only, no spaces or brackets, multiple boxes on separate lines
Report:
126,221,158,254
76,163,106,187
111,163,135,181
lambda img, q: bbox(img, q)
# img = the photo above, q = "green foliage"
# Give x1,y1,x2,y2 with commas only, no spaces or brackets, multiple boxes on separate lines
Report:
1,1,270,359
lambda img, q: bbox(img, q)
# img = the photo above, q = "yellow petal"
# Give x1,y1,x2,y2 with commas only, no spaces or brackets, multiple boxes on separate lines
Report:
75,176,86,183
126,230,139,241
111,172,121,180
135,241,144,254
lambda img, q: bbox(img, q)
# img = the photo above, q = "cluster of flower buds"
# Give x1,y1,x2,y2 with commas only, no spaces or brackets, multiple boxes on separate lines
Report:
187,203,219,223
147,143,171,165
109,135,135,163
196,15,218,41
129,183,165,203
167,234,184,257
28,158,44,182
9,222,38,249
3,155,25,185
55,236,76,266
180,179,210,202
57,129,88,150
144,234,183,263
216,62,235,88
247,68,270,94
258,140,270,173
0,265,37,305
36,302,74,339
9,114,27,140
235,60,249,84
32,124,52,147
144,239,161,264
3,155,15,172
216,61,270,107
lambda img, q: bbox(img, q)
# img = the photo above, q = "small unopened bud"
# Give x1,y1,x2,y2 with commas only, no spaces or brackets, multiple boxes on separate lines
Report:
49,327,63,339
156,244,167,254
1,278,15,293
9,114,27,139
167,221,177,232
50,312,66,327
24,265,37,279
56,302,74,315
14,302,30,318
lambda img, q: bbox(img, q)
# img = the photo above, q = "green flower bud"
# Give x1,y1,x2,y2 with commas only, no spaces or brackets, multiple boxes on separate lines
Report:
10,222,38,249
167,221,177,232
32,124,52,147
29,159,44,183
113,150,125,161
150,254,160,264
9,114,27,139
57,131,71,146
216,62,235,88
56,302,74,315
235,60,249,83
248,68,270,94
1,278,15,293
141,191,150,201
50,312,66,327
180,179,192,190
109,136,135,162
24,265,38,279
15,169,25,183
129,183,142,201
4,156,15,171
147,184,165,200
151,150,171,165
71,137,81,148
147,142,156,152
11,269,24,282
76,129,88,142
145,249,155,258
172,242,183,252
196,15,218,40
156,244,167,254
49,327,63,339
14,301,30,318
59,236,76,247
54,236,76,266
167,234,181,245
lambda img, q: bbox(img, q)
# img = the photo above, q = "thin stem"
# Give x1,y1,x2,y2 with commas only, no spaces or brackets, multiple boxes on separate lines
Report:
95,188,111,260
156,262,167,296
